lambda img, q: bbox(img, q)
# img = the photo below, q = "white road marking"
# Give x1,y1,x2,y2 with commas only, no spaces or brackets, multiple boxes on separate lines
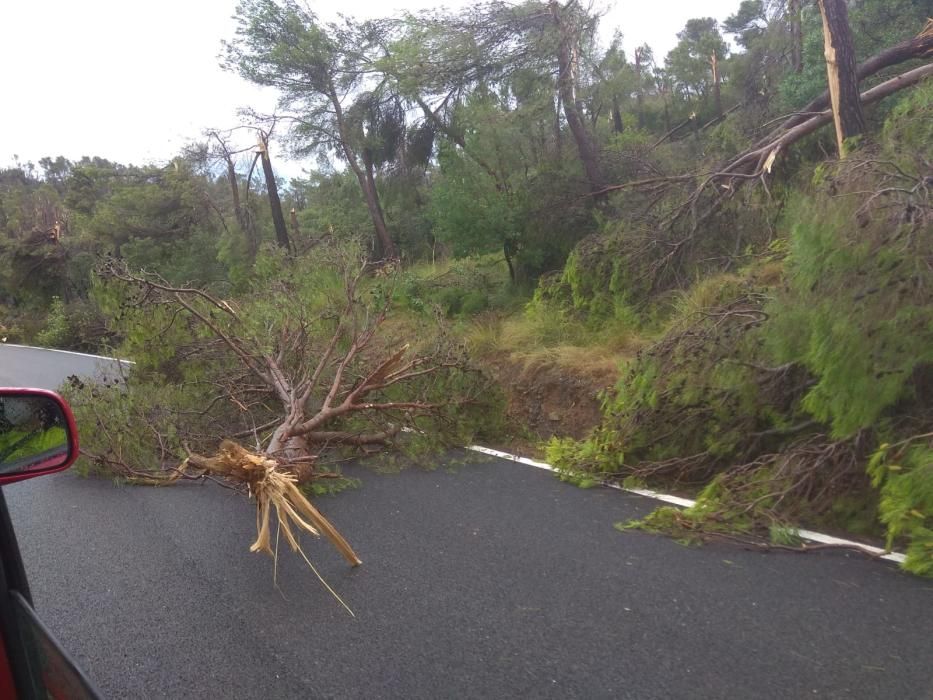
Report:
466,444,907,565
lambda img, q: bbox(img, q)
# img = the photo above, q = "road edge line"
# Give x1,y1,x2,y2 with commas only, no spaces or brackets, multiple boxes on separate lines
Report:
466,444,907,565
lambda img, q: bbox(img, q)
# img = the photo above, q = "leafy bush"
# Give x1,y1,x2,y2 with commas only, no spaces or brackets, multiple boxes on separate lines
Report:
547,261,793,481
766,193,933,438
34,297,69,348
395,255,517,318
34,296,109,352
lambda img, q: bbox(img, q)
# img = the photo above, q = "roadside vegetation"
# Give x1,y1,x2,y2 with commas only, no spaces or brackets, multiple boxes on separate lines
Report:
1,0,931,575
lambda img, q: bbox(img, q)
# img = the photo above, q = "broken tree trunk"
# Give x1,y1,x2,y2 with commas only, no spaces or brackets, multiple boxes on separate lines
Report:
592,62,933,201
289,207,300,241
817,0,865,157
611,95,624,134
753,19,933,153
651,113,698,150
721,63,933,181
184,440,360,615
711,52,723,118
257,132,293,252
186,440,362,567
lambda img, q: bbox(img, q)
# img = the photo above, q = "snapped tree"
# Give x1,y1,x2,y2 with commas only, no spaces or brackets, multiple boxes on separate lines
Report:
817,0,865,157
224,0,399,260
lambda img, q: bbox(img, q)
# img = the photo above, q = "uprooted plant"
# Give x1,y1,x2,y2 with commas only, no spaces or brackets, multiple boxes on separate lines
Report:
65,243,497,604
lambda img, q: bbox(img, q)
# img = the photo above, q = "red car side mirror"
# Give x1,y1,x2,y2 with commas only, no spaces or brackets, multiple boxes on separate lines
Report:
0,389,79,485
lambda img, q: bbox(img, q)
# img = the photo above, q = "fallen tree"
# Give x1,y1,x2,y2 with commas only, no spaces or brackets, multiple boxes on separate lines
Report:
751,18,933,149
69,245,495,605
594,60,933,203
595,20,933,206
583,60,933,296
549,115,933,574
715,62,933,181
92,252,481,475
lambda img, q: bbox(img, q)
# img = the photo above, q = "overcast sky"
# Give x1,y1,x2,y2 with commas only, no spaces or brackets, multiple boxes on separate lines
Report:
1,0,741,176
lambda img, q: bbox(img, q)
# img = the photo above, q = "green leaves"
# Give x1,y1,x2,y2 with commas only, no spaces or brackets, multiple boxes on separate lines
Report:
768,191,933,436
868,441,933,576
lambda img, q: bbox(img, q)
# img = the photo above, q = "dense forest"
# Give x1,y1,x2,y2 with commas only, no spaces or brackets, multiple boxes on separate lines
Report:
1,0,931,575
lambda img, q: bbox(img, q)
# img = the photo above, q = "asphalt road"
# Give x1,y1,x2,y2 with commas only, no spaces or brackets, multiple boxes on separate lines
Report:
0,344,130,391
4,451,932,699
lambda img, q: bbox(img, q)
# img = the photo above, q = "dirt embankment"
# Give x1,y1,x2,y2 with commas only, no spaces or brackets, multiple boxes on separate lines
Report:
483,351,618,456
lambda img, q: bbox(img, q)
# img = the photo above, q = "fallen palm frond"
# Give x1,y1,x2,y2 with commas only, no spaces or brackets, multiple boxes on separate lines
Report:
185,440,361,614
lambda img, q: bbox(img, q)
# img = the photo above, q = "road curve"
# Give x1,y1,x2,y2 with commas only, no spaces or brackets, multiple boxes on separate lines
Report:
5,451,932,699
0,344,131,391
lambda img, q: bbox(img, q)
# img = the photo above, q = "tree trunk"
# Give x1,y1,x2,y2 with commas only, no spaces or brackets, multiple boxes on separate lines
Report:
817,0,865,158
360,149,398,261
503,241,516,284
257,133,292,252
748,19,933,151
719,62,933,180
789,0,803,73
225,160,242,224
329,83,398,261
549,0,604,194
634,48,646,127
611,96,624,134
289,207,300,241
710,52,722,118
553,92,563,158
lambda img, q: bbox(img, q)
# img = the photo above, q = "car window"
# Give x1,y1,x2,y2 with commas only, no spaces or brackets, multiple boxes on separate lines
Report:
10,592,98,700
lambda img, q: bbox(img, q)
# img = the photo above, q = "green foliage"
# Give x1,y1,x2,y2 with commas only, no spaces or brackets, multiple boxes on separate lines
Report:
546,261,792,484
34,297,69,348
769,525,803,547
545,230,640,325
301,471,361,497
779,0,930,110
868,441,933,576
395,255,518,318
766,114,933,438
543,82,933,576
546,435,622,478
31,295,108,352
665,17,729,114
882,76,933,152
423,75,598,281
62,378,202,479
296,172,372,242
429,143,521,261
622,469,812,546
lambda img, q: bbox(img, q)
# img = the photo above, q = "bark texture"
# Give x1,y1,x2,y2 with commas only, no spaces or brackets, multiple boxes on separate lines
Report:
817,0,866,157
258,133,292,251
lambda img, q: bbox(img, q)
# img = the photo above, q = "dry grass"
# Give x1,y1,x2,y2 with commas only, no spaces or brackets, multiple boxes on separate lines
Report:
509,345,626,383
464,312,645,383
